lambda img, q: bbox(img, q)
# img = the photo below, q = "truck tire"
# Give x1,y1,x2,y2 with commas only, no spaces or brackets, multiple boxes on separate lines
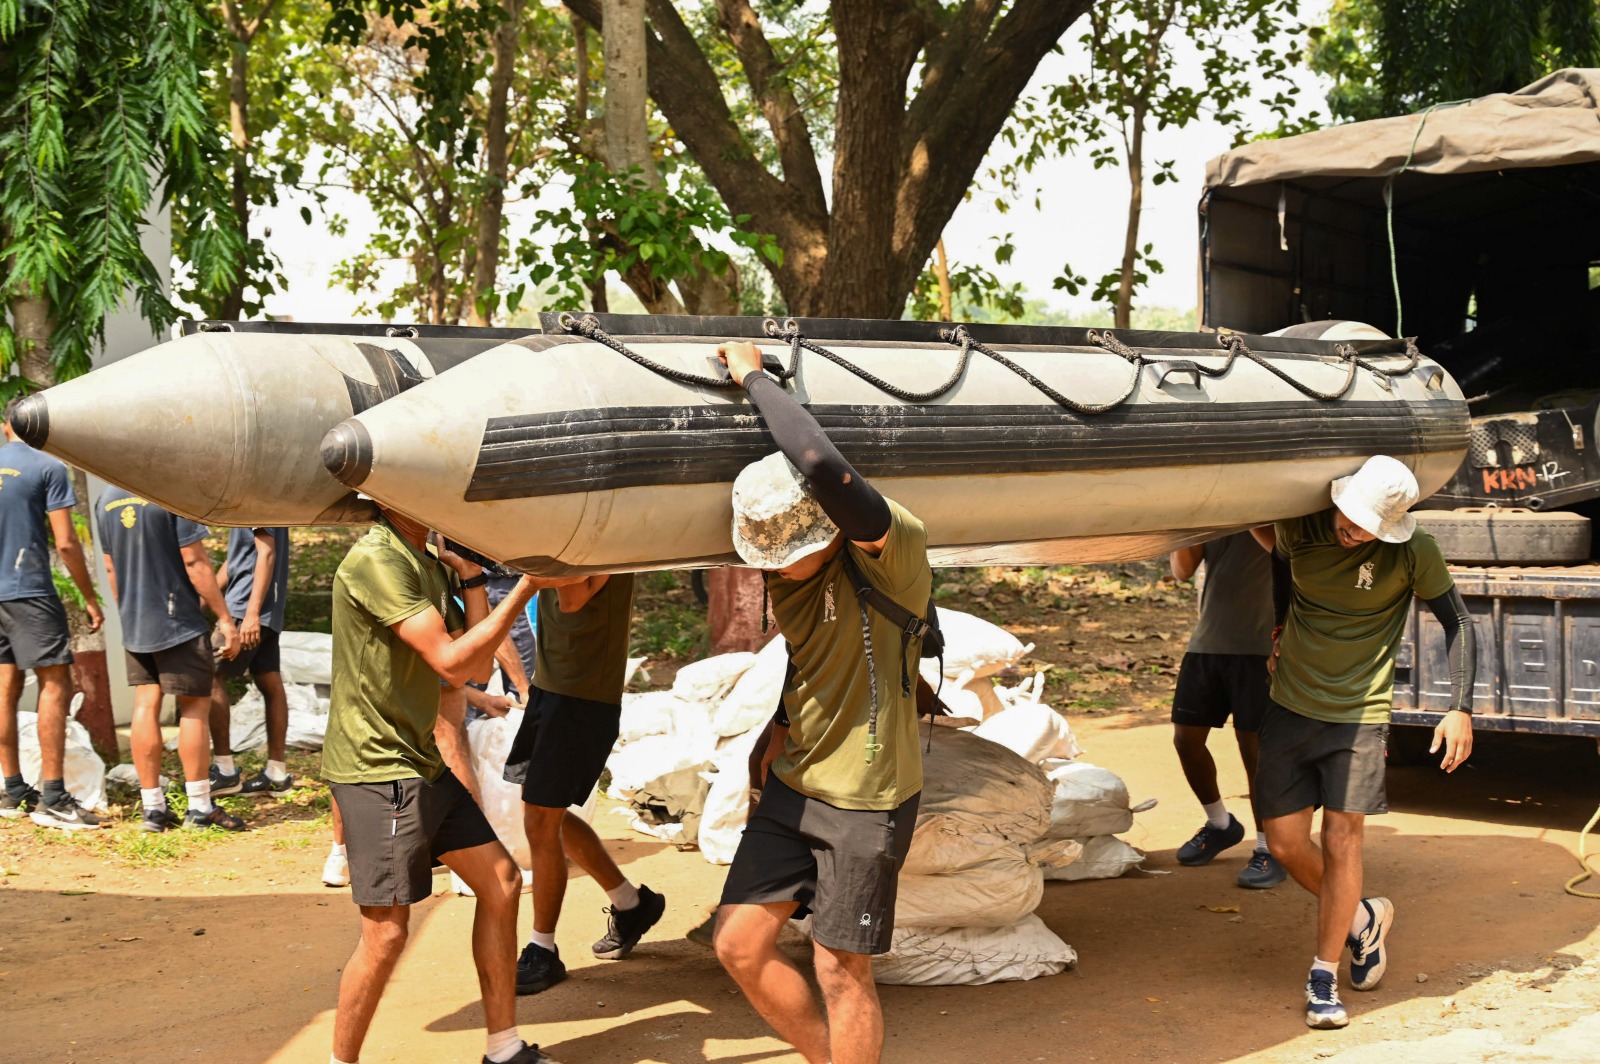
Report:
1412,508,1591,565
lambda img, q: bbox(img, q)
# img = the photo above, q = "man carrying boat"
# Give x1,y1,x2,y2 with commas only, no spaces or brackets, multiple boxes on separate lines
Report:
1261,455,1476,1030
711,340,932,1064
504,571,668,996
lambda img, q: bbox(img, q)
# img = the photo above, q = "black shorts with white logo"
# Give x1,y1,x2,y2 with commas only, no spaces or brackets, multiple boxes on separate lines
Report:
215,621,281,679
1254,701,1389,819
1170,652,1271,732
502,686,620,809
0,595,74,670
331,770,499,907
720,774,920,955
125,633,214,697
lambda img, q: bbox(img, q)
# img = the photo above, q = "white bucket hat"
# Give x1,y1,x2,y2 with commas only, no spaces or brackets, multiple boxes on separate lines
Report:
1330,455,1419,543
731,452,840,569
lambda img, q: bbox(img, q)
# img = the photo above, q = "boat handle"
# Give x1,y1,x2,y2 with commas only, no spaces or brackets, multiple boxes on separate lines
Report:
1153,361,1204,386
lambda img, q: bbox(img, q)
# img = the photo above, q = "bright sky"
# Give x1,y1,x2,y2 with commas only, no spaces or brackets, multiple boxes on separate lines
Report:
253,3,1331,324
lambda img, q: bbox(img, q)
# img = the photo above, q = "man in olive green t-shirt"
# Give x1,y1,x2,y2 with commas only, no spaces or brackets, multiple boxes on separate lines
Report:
323,509,561,1064
710,341,934,1064
1259,456,1477,1032
501,572,667,996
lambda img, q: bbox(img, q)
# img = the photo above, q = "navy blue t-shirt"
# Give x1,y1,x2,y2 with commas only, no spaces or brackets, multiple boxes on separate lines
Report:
95,489,211,653
223,527,290,631
0,440,77,602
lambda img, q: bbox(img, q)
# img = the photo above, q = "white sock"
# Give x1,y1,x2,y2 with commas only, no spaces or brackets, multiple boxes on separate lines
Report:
1311,956,1338,976
1350,901,1372,937
528,929,557,952
185,780,214,815
1202,799,1230,830
606,879,640,910
141,788,167,812
331,1056,357,1064
213,754,235,776
329,842,347,858
1256,831,1269,852
485,1028,523,1063
267,759,288,781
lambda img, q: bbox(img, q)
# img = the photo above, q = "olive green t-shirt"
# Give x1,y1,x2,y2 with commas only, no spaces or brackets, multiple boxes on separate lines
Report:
768,500,931,812
322,522,465,784
533,573,636,705
1271,509,1453,725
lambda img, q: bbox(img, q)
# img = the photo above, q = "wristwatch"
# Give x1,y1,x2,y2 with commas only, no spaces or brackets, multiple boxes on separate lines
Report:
459,573,489,590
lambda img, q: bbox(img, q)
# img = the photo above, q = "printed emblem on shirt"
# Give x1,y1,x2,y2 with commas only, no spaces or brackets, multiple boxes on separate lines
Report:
1356,561,1375,590
823,582,837,623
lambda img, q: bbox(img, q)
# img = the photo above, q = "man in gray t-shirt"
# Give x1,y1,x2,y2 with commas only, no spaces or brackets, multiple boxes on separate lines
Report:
1169,529,1285,888
208,527,294,799
96,490,244,832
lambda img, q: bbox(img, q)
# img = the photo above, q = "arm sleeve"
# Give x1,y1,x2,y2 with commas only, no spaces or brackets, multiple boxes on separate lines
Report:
175,518,210,548
1423,586,1476,713
1271,549,1291,627
346,550,434,627
44,460,76,511
742,371,891,543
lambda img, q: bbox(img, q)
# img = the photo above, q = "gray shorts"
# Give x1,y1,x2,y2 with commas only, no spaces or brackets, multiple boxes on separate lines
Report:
720,774,919,955
330,771,499,907
0,596,74,670
125,633,213,697
1254,701,1389,819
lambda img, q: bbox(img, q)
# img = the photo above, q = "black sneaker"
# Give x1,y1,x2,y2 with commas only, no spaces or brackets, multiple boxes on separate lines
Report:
30,793,106,831
209,765,243,797
141,806,183,833
183,806,246,832
240,771,294,797
1176,813,1245,866
516,942,567,996
484,1041,562,1064
0,786,40,819
591,885,666,960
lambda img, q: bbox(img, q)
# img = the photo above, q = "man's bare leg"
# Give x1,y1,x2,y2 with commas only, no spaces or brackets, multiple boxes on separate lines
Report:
129,684,166,790
332,903,410,1062
256,670,290,765
559,811,624,892
714,902,830,1064
208,675,232,760
1173,723,1221,805
814,942,883,1064
0,664,22,781
525,803,571,937
174,694,212,785
1265,808,1366,960
31,664,72,783
1234,729,1262,832
442,841,524,1038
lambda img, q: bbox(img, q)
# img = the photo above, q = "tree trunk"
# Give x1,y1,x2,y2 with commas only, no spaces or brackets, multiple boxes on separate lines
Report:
601,0,657,183
706,568,771,654
1116,107,1146,330
934,237,953,320
217,32,251,320
469,0,526,326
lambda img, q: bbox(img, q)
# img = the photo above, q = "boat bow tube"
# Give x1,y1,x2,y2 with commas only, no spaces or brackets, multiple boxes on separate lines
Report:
324,313,1470,575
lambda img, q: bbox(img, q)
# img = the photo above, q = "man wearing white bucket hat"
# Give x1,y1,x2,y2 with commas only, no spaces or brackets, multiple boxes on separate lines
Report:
1260,454,1477,1031
711,341,933,1064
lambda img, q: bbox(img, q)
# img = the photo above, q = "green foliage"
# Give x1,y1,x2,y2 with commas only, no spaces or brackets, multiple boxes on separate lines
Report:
1307,0,1600,122
0,0,243,387
905,236,1026,322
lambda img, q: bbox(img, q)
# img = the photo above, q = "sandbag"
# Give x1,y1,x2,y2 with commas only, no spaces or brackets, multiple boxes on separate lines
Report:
895,844,1045,928
466,709,596,870
605,732,714,800
917,729,1053,844
277,631,333,686
1043,761,1134,838
672,652,757,704
902,819,1018,876
920,608,1032,681
711,636,787,737
698,722,769,865
872,914,1077,986
17,708,106,813
1044,835,1144,881
618,691,696,744
972,702,1080,765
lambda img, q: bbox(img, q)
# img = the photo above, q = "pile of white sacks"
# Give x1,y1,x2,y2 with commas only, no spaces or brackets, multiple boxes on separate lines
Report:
603,606,1153,986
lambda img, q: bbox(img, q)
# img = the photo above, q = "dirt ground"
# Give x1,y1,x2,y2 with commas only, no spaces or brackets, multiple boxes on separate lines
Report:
4,563,1600,1064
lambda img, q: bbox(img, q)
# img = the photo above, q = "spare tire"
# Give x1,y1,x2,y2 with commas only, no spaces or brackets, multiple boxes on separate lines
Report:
1412,508,1591,565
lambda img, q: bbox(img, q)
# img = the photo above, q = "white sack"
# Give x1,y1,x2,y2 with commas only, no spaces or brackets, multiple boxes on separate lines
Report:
698,722,769,865
711,637,788,737
920,608,1032,681
1044,835,1145,881
277,631,334,686
1043,761,1135,838
466,709,596,871
872,914,1077,987
894,844,1045,929
228,687,268,751
672,652,757,704
605,732,714,800
1025,836,1084,871
971,702,1080,765
917,729,1054,844
17,709,106,812
902,820,1018,876
618,691,695,744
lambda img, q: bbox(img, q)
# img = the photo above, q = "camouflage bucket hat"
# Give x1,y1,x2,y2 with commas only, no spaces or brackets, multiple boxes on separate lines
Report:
731,452,840,569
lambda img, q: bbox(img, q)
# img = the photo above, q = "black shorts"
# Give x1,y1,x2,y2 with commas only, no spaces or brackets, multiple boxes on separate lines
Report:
720,774,920,955
502,686,620,809
330,771,499,907
215,621,281,679
1254,702,1389,819
1171,652,1271,732
125,633,213,697
0,596,74,670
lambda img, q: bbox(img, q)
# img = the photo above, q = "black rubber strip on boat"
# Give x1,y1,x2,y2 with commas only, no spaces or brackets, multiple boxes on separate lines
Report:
464,399,1469,502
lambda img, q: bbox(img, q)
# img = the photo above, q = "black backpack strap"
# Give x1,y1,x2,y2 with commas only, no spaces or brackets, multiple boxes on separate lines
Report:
840,549,935,697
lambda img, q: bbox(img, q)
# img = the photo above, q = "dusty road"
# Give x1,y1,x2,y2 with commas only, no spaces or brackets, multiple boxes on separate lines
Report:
3,706,1597,1064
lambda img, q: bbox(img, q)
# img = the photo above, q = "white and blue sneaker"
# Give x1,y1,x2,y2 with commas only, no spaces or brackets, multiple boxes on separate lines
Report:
1304,969,1349,1029
1347,896,1394,990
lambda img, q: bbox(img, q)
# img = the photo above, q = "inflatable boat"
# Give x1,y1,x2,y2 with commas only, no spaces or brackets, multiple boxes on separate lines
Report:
317,313,1470,574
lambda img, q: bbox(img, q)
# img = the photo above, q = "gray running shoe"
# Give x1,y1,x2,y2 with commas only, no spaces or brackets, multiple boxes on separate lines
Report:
184,806,246,832
240,771,294,797
592,885,666,959
0,786,40,819
209,764,243,797
30,793,106,831
1236,848,1288,889
142,806,183,833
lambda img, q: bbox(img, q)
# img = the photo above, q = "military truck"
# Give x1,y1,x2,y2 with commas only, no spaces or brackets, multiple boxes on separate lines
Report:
1199,68,1600,749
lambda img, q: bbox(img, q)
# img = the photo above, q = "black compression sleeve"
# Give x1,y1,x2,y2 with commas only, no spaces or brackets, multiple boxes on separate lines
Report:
1423,586,1477,713
743,371,892,542
1271,549,1291,627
